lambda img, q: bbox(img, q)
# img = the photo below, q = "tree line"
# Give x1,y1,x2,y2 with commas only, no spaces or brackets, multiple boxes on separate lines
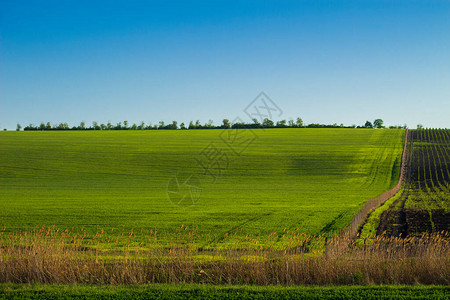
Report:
17,118,397,131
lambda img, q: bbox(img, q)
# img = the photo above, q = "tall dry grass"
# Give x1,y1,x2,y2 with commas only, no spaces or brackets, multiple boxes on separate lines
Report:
0,226,448,285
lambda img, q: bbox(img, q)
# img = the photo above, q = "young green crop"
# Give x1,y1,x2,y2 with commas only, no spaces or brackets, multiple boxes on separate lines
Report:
0,129,404,247
404,129,450,211
1,284,448,299
375,129,450,236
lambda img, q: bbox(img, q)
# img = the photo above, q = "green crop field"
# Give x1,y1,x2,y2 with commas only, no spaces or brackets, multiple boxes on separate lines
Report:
404,129,450,210
1,284,448,300
0,129,404,247
377,129,450,235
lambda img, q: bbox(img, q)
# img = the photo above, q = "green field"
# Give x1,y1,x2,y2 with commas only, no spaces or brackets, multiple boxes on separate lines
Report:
404,129,450,210
376,129,450,235
0,129,404,246
1,284,448,300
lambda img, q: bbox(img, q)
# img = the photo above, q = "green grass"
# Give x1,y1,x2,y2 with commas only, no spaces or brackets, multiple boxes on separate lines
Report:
0,129,404,247
0,284,448,300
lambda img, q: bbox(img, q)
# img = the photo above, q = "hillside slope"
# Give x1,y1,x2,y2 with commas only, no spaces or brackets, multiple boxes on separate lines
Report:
0,129,404,246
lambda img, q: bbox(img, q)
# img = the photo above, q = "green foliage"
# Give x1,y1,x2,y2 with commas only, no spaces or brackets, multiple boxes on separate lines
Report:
0,284,448,299
22,118,398,131
373,119,384,129
222,119,230,129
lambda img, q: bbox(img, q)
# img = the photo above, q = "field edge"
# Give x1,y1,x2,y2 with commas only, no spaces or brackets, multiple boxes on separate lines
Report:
0,284,449,300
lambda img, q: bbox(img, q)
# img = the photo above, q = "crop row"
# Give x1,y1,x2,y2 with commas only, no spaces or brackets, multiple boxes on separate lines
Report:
378,129,449,235
406,129,450,210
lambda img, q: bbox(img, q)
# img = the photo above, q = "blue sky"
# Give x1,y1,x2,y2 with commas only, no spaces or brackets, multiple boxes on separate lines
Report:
1,0,449,129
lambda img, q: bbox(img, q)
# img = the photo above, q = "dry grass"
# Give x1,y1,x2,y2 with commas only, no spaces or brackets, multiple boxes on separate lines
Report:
0,226,448,285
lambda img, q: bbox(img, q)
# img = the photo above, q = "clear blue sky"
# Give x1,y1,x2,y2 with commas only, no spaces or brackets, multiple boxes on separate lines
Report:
1,0,449,129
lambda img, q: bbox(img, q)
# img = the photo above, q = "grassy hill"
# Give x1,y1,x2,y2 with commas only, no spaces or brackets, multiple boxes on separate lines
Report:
0,129,404,247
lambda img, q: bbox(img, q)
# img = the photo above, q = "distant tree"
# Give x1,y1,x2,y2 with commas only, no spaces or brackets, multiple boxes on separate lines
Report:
276,120,287,128
373,119,384,129
166,121,177,129
14,118,394,131
3,129,6,131
417,124,423,130
222,119,231,129
262,118,274,128
92,121,100,130
251,118,261,128
231,121,247,129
